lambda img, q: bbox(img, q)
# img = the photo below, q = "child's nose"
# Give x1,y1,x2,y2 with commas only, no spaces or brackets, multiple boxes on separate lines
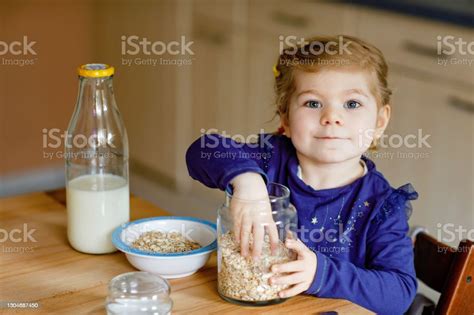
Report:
320,108,344,126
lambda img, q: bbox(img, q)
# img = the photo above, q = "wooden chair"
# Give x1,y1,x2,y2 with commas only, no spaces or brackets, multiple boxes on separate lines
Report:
409,232,474,315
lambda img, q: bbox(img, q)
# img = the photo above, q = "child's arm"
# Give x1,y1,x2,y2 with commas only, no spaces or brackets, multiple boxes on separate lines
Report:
185,133,280,258
305,188,418,314
186,133,271,191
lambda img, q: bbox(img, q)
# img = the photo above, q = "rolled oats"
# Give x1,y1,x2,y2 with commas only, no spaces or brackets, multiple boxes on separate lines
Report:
218,231,295,302
131,231,201,253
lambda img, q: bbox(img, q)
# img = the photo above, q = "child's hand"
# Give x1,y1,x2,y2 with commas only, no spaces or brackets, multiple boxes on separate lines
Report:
269,238,317,298
230,172,279,259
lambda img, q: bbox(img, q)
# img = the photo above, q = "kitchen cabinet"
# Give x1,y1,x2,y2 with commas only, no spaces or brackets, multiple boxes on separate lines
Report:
93,0,193,191
248,0,354,38
349,5,474,244
190,10,248,139
185,4,249,199
374,73,474,247
246,33,281,135
356,7,474,85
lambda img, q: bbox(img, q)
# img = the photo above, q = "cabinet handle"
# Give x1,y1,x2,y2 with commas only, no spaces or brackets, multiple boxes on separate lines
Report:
448,96,474,114
402,40,446,59
271,10,309,28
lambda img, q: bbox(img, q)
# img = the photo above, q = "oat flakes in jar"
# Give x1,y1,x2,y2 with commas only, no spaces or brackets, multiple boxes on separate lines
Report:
217,182,298,306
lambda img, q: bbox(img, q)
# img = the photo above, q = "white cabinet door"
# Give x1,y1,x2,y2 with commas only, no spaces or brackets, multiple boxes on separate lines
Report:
187,8,250,199
356,6,474,84
249,0,353,38
245,34,281,135
373,73,473,246
190,13,248,139
94,0,182,185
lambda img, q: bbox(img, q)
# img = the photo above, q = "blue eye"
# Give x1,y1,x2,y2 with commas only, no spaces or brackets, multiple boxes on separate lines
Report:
305,100,322,109
344,100,361,109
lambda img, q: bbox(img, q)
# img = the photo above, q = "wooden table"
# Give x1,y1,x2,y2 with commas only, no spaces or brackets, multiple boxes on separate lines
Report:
0,190,373,314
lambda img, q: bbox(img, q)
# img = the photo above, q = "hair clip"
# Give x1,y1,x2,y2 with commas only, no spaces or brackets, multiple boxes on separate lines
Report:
272,64,280,78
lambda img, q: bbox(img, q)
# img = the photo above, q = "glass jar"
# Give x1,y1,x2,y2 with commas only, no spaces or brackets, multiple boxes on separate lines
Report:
65,64,129,254
217,182,297,306
106,272,173,315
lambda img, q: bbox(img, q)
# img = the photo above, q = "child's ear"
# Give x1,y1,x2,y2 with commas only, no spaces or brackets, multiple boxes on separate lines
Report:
280,114,291,138
374,104,391,139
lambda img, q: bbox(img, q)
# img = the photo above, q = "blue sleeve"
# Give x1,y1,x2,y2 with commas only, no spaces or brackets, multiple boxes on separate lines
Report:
185,133,276,191
305,184,419,315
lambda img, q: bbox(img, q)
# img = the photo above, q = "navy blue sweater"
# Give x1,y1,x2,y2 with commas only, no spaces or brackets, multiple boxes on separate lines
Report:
186,133,418,314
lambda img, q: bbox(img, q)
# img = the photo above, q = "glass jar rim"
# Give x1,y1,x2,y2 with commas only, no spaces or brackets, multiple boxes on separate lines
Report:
225,182,290,203
107,271,171,298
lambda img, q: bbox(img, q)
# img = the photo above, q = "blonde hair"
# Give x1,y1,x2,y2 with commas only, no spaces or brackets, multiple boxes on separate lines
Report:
274,35,391,149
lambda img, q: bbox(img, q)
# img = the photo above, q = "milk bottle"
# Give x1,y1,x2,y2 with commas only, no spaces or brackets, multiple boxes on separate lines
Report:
65,64,129,254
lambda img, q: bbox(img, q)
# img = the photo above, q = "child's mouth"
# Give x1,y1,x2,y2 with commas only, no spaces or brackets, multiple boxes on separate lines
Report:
315,136,349,140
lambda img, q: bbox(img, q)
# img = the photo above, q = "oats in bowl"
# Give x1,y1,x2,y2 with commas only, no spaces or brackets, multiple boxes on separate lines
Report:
131,231,201,253
112,216,217,279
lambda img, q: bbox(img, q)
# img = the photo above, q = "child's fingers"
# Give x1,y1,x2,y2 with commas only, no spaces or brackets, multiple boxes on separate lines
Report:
240,217,252,257
285,238,308,256
271,259,305,273
286,230,296,240
233,226,240,245
233,216,241,245
230,203,242,244
251,223,264,259
267,222,279,255
270,271,306,286
278,282,306,298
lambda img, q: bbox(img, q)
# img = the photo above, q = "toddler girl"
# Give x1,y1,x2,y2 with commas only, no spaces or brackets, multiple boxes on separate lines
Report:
186,35,418,314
